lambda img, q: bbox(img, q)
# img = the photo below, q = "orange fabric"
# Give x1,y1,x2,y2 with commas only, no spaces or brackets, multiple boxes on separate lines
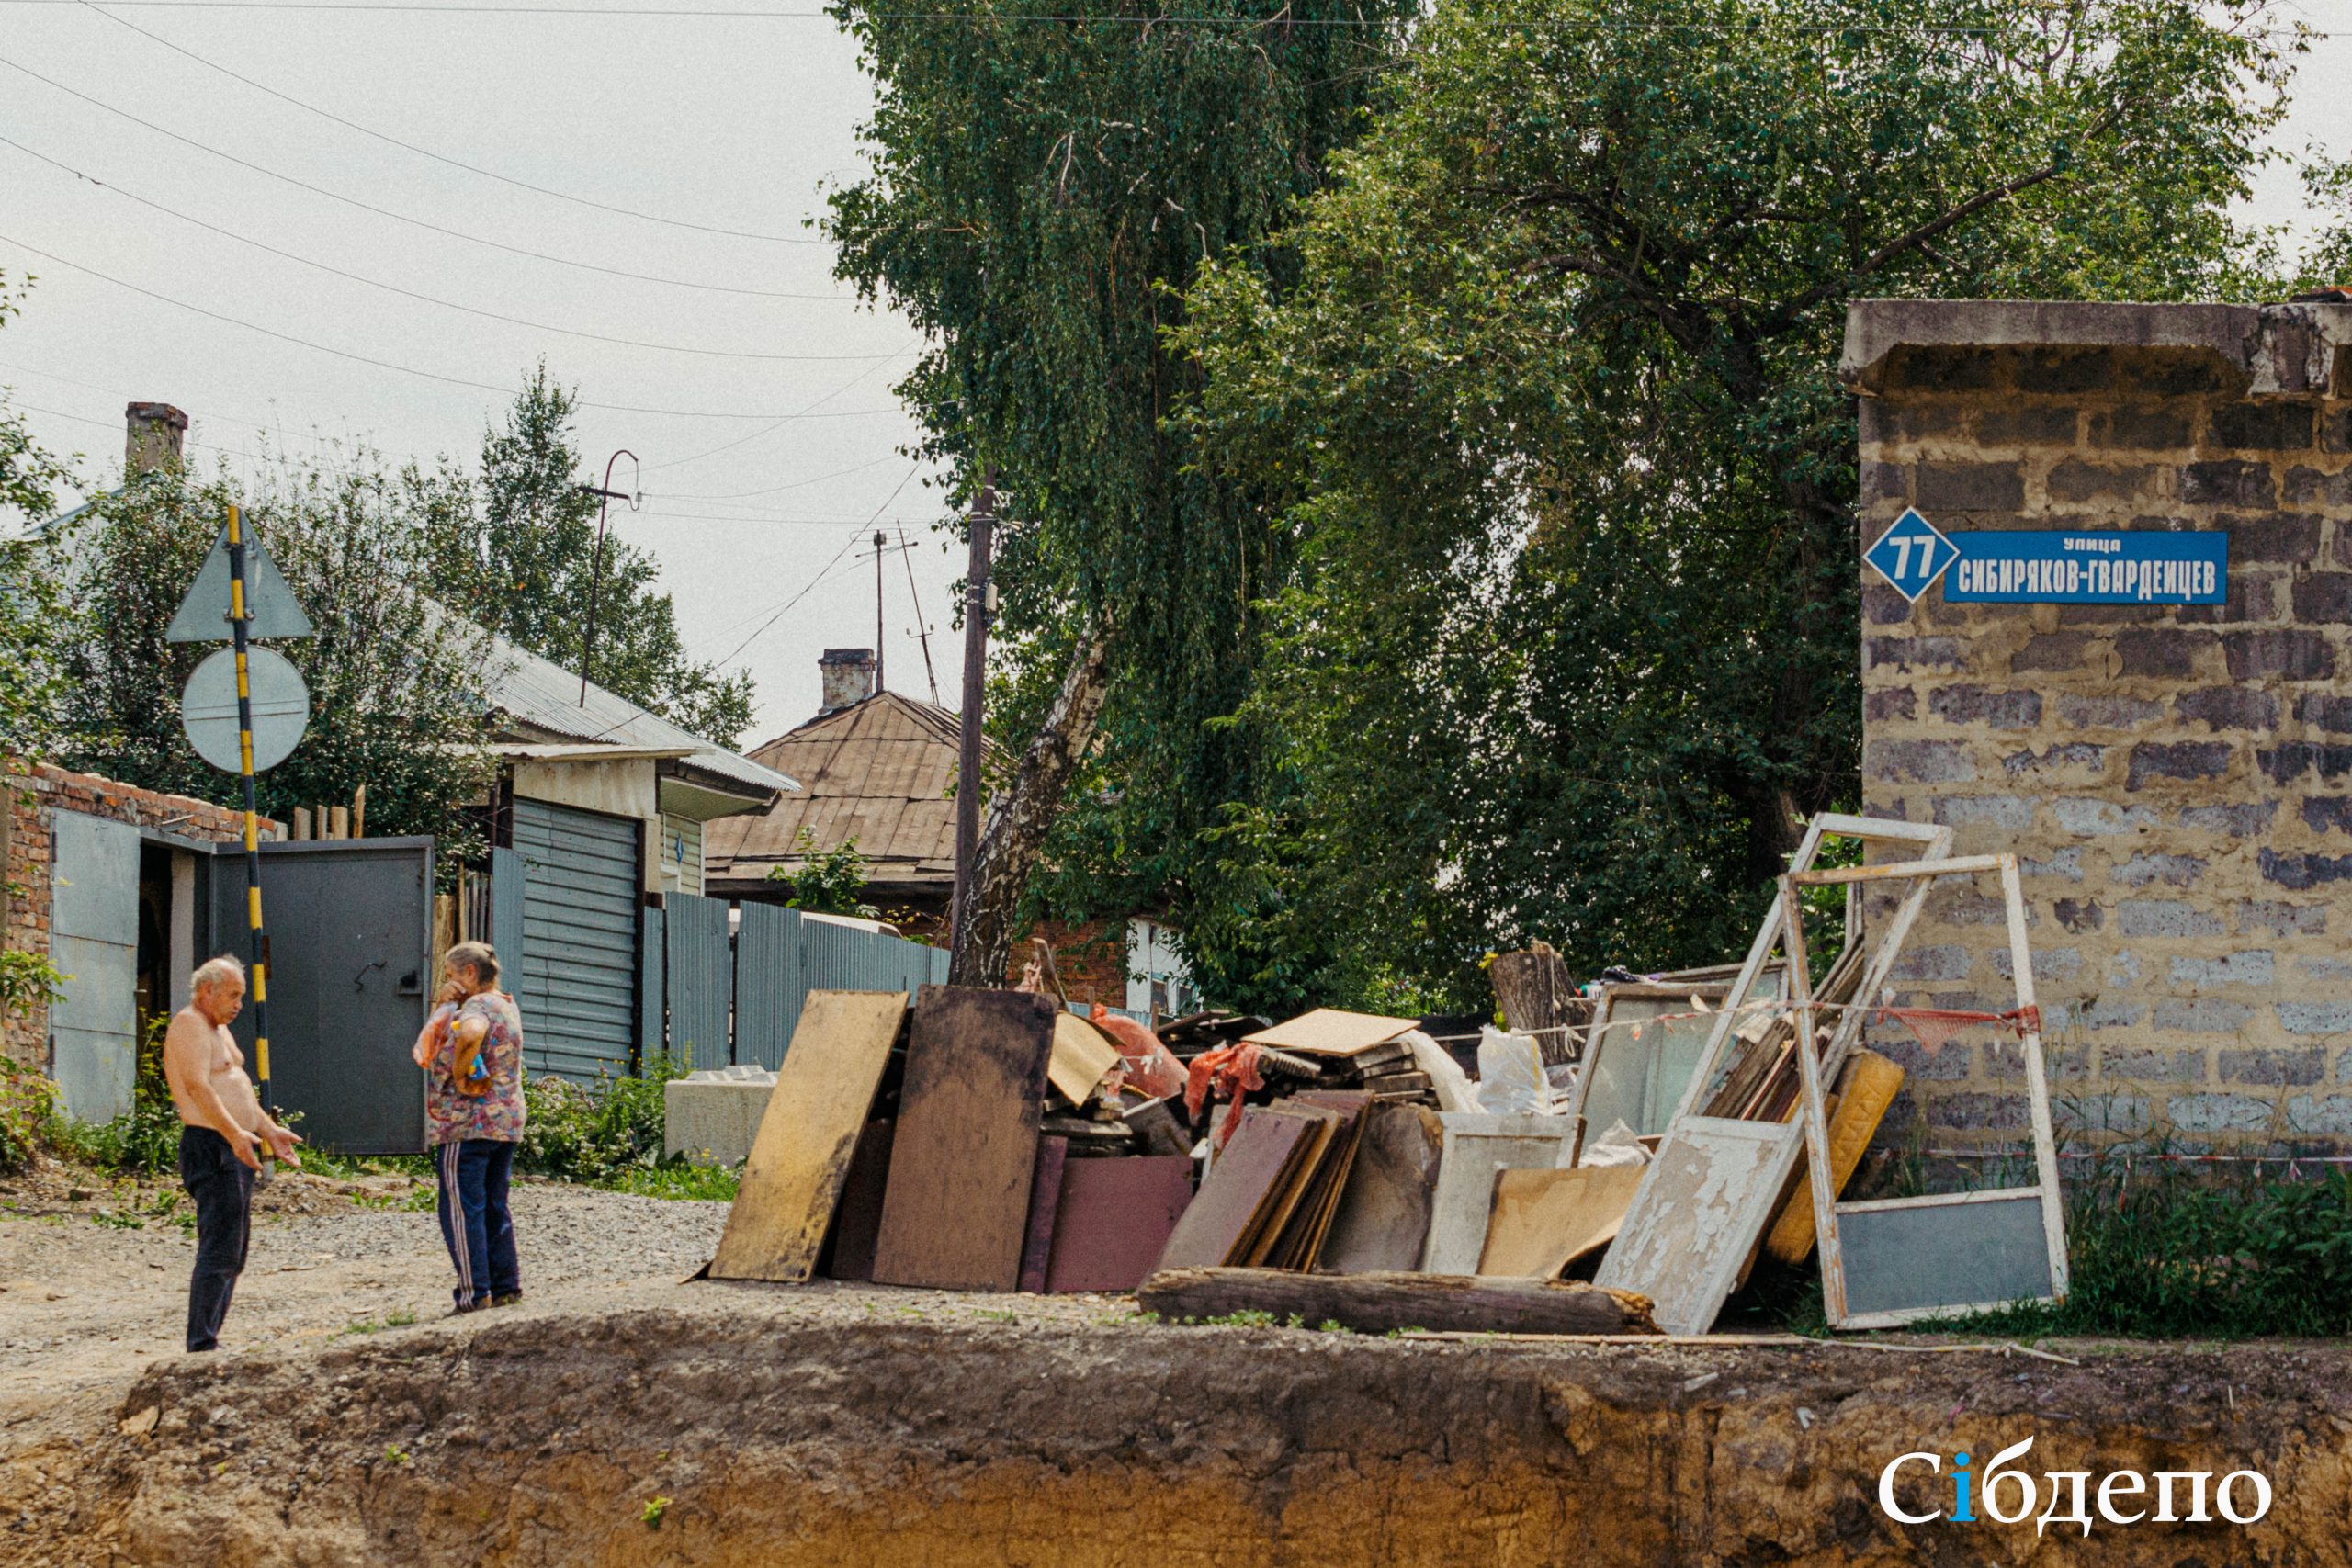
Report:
1184,1043,1266,1151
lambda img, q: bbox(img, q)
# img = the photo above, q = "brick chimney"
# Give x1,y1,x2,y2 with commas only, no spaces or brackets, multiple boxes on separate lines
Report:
125,402,187,476
818,648,877,714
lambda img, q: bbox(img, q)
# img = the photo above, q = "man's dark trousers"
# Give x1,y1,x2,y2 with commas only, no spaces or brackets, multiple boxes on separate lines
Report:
178,1124,253,1352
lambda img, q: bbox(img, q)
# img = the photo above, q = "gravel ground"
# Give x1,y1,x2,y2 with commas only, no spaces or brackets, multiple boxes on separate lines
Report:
0,1163,729,1419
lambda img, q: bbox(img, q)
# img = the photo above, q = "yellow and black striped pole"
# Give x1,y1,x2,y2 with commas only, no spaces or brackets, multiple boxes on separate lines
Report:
223,504,273,1111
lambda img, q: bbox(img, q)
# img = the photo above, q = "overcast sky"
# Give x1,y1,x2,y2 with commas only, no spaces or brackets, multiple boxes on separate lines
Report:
3,0,2348,744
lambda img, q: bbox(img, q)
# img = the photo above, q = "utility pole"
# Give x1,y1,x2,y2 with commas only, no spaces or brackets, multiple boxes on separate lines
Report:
950,468,995,951
874,528,888,694
577,448,639,705
898,522,942,705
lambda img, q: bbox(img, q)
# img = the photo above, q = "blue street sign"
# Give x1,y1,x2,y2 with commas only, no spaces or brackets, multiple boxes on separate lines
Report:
1864,508,1959,602
1945,530,2226,604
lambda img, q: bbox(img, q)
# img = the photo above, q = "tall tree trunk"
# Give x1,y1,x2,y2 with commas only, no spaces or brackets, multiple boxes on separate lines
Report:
948,629,1114,987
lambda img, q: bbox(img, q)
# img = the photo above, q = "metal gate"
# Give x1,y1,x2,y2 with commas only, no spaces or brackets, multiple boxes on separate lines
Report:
506,797,640,1082
663,892,732,1070
49,810,141,1120
207,837,434,1154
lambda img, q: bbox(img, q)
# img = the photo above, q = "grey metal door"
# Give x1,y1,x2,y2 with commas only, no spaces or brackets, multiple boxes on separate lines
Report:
207,838,434,1154
50,810,141,1121
508,797,640,1082
664,892,733,1070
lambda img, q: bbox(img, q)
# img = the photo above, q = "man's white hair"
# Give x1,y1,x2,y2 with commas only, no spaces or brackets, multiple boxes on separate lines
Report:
191,955,247,996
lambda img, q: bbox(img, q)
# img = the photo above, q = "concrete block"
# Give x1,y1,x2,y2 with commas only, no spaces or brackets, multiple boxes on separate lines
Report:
2285,465,2352,506
1864,739,1976,784
2302,797,2352,835
2104,951,2141,986
2278,1001,2352,1037
2179,459,2276,507
2077,996,2144,1030
2173,687,2278,732
2291,572,2352,622
2208,402,2314,449
2045,459,2154,502
2225,513,2323,565
2286,1096,2352,1136
2013,633,2098,673
1864,688,1917,721
2052,897,2104,933
2149,998,2255,1033
2179,802,2277,836
2110,852,2207,888
2226,631,2333,682
2238,899,2326,936
2000,744,2104,779
2300,956,2352,981
1890,943,1972,982
2126,741,2233,790
1929,794,2035,829
2021,846,2086,882
2087,405,2192,449
2114,628,2214,679
1978,405,2079,446
2166,1093,2274,1134
2296,694,2352,733
2053,799,2158,836
1915,460,2025,511
1865,636,1963,671
2219,1047,2325,1087
2100,1045,2206,1083
1928,684,2042,728
1987,946,2080,981
2057,693,2161,728
663,1066,779,1167
2053,1094,2154,1138
1930,1092,2028,1132
2257,849,2352,891
2166,950,2274,988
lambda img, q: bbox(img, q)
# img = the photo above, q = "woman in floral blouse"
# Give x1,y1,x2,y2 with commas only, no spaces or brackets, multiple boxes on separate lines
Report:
413,941,527,1314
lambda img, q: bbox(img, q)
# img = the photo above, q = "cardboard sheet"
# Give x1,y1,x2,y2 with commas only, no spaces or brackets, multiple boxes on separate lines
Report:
1048,1012,1123,1105
1476,1165,1645,1278
871,987,1057,1292
709,990,908,1283
1242,1008,1419,1057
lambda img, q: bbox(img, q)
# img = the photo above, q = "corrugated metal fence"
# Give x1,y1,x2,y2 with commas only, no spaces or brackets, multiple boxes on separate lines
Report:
663,901,950,1070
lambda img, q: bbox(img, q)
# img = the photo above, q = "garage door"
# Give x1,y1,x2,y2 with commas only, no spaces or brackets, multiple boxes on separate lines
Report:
509,797,641,1082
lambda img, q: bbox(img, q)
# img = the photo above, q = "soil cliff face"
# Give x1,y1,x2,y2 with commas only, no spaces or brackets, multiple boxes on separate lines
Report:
13,1291,2352,1566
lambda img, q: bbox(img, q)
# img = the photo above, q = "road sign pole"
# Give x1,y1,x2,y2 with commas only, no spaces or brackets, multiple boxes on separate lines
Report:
224,504,274,1113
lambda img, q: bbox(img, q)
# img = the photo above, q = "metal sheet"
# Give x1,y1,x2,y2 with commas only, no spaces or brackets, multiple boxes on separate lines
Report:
1419,1113,1577,1275
164,523,314,641
663,892,734,1070
180,647,309,773
638,904,665,1058
49,811,142,1121
1017,1136,1069,1294
208,839,432,1154
1045,1155,1194,1293
1839,1193,2054,1321
732,901,801,1068
1593,1116,1799,1337
1155,1107,1316,1271
508,797,639,1082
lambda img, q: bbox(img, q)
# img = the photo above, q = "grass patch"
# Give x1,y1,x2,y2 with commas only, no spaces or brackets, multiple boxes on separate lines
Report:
593,1162,741,1201
340,1309,419,1337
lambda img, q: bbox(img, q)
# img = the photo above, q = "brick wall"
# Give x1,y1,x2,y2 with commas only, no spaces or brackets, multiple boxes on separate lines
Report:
1848,300,2352,1154
2,762,275,1069
1007,918,1132,1010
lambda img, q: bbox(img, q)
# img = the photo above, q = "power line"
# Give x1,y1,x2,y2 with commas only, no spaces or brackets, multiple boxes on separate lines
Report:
0,136,895,361
705,463,920,665
0,51,852,299
0,230,912,417
650,450,902,500
76,0,828,243
642,338,919,468
0,0,2329,32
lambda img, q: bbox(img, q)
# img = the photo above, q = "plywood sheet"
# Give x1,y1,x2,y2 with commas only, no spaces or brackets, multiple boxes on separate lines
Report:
1048,1012,1122,1105
1593,1116,1799,1337
1153,1108,1317,1271
820,1118,895,1283
1242,1105,1340,1266
1271,1094,1370,1269
1018,1136,1069,1293
871,986,1058,1292
1044,1156,1194,1293
1321,1104,1444,1274
1477,1165,1645,1278
710,990,909,1282
1839,1193,2053,1319
1420,1114,1577,1276
1242,1008,1419,1057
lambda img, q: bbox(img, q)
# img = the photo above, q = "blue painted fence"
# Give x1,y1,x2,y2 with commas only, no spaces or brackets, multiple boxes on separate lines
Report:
660,900,950,1070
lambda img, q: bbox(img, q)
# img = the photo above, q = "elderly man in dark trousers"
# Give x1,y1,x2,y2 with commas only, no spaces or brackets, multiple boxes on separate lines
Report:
162,955,303,1352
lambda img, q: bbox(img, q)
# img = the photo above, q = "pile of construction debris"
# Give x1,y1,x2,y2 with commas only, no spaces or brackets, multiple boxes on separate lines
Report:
708,815,2067,1339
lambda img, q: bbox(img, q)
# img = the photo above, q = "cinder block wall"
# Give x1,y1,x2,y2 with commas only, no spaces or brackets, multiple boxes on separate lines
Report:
1,763,274,1070
1847,300,2352,1154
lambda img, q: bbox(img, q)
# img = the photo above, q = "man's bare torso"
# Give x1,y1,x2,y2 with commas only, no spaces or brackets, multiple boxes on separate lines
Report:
166,1008,266,1134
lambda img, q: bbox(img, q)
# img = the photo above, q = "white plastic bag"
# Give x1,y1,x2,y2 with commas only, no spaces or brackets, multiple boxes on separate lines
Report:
1400,1029,1482,1114
1578,1118,1651,1168
1475,1024,1550,1115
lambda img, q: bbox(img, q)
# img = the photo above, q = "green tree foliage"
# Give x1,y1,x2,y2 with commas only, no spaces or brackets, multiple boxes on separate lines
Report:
1177,0,2293,1008
766,827,880,918
51,456,501,860
826,0,1414,987
420,367,756,748
0,276,78,761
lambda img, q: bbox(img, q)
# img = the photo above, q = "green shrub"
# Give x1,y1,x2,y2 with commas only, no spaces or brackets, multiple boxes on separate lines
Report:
0,1055,57,1174
516,1052,692,1186
44,1016,180,1176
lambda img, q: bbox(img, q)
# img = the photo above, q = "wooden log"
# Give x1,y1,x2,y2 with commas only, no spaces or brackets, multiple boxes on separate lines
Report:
1487,943,1592,1066
351,783,367,839
1139,1267,1657,1337
291,807,312,841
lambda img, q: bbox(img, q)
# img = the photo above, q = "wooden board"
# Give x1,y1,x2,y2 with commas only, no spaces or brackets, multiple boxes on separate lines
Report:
1321,1103,1443,1274
1592,1115,1800,1337
871,986,1058,1292
820,1118,895,1283
1420,1113,1577,1276
1242,1008,1419,1057
1048,1012,1122,1105
1271,1093,1370,1269
1153,1108,1317,1271
1138,1268,1657,1337
709,990,909,1283
1477,1165,1645,1278
1764,1050,1903,1265
1017,1136,1069,1293
1241,1105,1340,1266
1044,1155,1193,1293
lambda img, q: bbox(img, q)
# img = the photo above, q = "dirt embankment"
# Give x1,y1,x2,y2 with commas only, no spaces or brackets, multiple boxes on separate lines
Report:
10,1280,2352,1567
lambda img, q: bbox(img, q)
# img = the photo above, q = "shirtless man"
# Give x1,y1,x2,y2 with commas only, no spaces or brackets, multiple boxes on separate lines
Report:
162,955,302,1353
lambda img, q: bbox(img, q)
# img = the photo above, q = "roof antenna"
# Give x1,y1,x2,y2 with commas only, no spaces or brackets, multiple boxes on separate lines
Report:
897,521,941,704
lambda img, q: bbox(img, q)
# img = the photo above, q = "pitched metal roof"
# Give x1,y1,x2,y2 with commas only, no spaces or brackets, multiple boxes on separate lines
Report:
703,690,985,884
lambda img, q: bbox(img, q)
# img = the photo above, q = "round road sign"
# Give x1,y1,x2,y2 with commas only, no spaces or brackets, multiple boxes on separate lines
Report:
180,647,311,773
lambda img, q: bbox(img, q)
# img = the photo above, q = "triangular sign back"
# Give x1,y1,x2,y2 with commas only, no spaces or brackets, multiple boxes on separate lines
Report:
164,525,315,642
